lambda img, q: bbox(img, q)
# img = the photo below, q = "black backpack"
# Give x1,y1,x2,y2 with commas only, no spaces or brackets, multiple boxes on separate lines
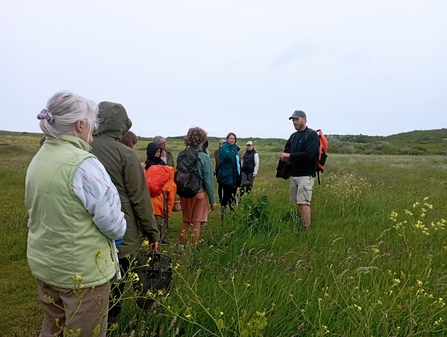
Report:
175,148,201,198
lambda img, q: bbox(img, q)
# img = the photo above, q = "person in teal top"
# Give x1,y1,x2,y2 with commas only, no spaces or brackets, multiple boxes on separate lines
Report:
217,132,241,219
25,91,127,337
177,127,217,248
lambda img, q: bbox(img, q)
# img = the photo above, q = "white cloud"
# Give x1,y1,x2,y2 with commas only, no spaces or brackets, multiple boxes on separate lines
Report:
1,0,446,139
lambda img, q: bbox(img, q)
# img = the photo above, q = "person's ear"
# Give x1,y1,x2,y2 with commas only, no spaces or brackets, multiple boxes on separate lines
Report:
75,120,84,133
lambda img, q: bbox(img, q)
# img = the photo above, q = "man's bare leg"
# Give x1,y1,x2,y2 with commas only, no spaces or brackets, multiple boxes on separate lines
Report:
299,204,311,228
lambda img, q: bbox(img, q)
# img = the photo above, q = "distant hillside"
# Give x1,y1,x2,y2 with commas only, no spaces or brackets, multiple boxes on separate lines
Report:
327,128,447,155
111,128,447,156
1,129,446,155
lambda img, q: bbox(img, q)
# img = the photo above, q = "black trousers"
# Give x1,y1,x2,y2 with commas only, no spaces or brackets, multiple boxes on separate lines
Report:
108,256,131,323
221,184,237,212
217,182,224,203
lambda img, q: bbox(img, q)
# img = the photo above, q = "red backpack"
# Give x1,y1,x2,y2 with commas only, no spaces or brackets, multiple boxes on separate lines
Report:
315,129,329,184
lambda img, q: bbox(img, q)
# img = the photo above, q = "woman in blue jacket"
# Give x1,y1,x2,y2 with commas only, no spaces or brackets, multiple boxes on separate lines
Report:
217,132,240,219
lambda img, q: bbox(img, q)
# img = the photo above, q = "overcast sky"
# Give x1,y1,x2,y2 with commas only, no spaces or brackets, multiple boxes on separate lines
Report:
1,1,446,140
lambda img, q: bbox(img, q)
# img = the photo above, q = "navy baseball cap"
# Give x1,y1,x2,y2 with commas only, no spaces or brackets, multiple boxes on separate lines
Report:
289,110,307,120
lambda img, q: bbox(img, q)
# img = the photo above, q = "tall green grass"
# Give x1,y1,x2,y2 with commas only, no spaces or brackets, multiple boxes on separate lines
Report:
1,133,446,336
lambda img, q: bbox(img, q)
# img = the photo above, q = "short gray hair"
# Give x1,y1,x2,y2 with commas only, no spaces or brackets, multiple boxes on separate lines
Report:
153,135,165,144
39,91,98,140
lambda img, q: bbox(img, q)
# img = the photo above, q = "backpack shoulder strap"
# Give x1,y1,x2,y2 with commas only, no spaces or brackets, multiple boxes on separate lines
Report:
285,132,296,151
305,127,316,140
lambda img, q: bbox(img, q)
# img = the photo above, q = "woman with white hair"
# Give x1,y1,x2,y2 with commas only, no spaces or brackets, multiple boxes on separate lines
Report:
25,91,126,337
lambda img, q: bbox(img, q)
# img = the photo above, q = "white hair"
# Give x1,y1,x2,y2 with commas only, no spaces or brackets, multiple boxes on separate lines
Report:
39,91,98,140
153,135,165,144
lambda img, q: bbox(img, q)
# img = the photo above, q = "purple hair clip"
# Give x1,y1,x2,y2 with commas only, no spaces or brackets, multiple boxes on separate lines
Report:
37,109,54,124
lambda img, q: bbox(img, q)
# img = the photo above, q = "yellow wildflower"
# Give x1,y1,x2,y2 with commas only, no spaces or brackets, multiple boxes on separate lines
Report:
353,304,362,311
434,317,443,326
390,211,398,221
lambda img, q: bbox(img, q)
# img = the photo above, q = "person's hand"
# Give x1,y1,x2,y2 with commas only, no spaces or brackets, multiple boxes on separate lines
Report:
210,203,217,211
279,152,290,161
253,173,257,178
149,241,159,251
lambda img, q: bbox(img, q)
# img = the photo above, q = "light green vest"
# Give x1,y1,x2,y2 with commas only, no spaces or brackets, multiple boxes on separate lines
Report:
25,135,118,288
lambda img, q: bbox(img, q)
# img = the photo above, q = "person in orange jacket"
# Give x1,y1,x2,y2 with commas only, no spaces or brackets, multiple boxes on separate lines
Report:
144,142,177,245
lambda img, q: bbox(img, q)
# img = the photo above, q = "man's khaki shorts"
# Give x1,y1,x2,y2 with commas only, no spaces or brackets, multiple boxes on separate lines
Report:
290,176,315,205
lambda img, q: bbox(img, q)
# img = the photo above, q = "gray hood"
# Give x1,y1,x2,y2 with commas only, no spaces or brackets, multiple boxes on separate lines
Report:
94,101,132,140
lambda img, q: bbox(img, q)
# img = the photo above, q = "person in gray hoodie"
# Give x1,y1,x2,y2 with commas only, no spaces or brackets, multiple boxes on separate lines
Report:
90,101,160,323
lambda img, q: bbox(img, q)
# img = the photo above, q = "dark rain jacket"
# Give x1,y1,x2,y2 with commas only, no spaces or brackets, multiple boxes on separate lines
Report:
285,127,319,177
217,142,240,187
90,101,159,258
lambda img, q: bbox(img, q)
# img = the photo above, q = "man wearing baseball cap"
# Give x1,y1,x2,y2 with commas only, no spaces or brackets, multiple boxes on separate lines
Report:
279,110,319,230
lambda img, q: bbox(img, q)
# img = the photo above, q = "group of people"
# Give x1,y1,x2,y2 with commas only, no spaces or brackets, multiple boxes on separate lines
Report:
142,130,261,245
25,90,319,336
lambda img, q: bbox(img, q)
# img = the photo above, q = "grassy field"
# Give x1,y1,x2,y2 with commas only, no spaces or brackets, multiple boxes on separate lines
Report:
1,132,447,336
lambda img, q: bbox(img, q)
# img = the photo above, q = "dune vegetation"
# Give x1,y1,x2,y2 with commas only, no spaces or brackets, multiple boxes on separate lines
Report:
1,130,446,336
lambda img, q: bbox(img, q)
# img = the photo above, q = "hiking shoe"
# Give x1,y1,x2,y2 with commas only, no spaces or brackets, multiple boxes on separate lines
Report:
161,239,169,245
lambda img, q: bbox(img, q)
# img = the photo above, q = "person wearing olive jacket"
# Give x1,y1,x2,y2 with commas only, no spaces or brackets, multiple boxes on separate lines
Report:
90,101,160,323
217,132,241,219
